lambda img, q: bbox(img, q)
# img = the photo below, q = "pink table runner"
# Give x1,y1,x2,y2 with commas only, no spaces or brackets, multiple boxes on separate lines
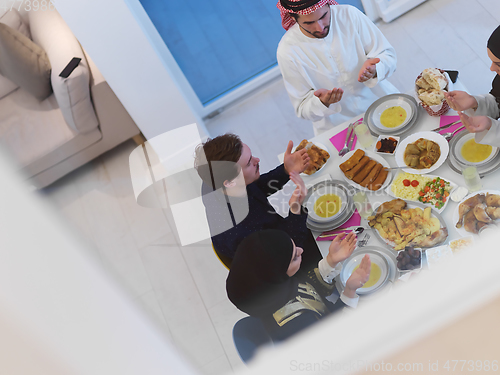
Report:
315,209,361,241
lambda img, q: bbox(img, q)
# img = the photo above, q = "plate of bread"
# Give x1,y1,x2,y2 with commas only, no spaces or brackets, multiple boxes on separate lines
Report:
415,68,452,117
339,149,392,192
294,140,331,176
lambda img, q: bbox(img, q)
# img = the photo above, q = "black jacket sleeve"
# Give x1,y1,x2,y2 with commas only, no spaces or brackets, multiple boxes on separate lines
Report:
254,164,289,197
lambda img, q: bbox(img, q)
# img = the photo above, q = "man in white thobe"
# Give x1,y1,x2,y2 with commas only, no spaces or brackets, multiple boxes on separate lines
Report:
276,0,398,135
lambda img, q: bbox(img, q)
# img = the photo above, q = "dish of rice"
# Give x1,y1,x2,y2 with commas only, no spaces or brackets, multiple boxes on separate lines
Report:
390,173,431,200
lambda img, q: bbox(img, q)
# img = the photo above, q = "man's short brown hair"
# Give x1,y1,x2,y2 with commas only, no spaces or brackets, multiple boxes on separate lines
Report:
194,133,243,190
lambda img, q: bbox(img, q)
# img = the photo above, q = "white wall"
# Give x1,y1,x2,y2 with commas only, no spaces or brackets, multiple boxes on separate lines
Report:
0,148,198,374
54,0,207,141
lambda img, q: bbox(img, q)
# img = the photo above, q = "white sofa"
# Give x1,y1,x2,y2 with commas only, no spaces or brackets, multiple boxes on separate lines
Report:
0,8,140,188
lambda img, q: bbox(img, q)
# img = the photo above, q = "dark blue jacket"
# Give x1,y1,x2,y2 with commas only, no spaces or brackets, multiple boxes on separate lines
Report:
202,164,321,267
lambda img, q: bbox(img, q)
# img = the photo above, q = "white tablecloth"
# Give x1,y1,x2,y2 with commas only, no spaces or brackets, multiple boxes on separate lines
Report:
274,83,495,258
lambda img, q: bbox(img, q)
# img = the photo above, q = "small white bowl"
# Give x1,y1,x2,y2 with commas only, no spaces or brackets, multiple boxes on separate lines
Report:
374,135,400,155
306,185,347,223
396,248,422,273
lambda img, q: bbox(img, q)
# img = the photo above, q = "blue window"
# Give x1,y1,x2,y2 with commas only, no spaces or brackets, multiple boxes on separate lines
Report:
137,0,365,106
138,0,286,105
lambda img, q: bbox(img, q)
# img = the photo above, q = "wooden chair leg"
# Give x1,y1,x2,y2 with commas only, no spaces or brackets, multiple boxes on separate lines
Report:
132,133,147,145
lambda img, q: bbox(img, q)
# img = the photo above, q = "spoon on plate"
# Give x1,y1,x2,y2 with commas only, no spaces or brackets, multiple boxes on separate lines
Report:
318,226,366,238
442,125,466,141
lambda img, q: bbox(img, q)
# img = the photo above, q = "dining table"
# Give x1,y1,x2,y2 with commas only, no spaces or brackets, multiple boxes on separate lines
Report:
275,81,496,278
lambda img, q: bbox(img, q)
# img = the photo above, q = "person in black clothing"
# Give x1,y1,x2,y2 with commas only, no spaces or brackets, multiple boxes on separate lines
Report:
194,133,322,269
226,229,370,341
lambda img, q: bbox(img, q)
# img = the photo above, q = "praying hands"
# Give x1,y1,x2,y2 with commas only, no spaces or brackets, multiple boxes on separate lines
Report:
314,87,344,107
358,58,380,83
284,140,310,174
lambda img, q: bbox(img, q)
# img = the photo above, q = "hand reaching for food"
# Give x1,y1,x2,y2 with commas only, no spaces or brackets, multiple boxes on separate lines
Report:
314,87,344,107
444,90,478,112
358,58,379,82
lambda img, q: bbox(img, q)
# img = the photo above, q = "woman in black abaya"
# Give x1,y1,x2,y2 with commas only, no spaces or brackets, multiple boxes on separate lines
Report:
226,229,370,342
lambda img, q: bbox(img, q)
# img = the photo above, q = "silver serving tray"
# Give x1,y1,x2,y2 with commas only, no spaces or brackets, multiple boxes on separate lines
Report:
369,200,448,250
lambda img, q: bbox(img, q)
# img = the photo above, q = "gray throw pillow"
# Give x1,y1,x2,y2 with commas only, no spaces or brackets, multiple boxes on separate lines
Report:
0,23,51,101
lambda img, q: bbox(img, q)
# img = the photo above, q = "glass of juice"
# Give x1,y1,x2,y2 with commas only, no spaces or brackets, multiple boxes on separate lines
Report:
462,166,482,192
354,122,374,149
353,191,373,219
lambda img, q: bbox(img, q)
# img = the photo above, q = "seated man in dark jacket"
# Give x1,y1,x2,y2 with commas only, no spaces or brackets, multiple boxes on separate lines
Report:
194,133,321,269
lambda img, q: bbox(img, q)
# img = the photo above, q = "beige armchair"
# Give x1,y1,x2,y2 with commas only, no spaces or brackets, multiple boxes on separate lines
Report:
0,8,140,188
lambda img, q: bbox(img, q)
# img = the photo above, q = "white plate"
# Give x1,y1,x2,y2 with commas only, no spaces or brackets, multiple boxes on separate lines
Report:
292,142,331,177
340,250,389,294
452,189,500,237
371,200,448,250
395,131,449,174
339,150,392,192
385,171,458,213
426,245,454,269
336,246,397,298
371,99,413,131
454,133,499,166
306,184,348,223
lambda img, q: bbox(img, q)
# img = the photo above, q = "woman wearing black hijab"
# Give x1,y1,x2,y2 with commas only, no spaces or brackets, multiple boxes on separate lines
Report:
444,25,500,146
226,229,370,342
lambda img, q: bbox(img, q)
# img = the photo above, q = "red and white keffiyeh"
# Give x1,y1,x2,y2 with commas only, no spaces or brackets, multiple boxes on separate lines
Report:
277,0,338,31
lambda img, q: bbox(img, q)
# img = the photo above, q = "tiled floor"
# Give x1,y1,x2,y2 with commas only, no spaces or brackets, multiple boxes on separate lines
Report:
36,1,500,374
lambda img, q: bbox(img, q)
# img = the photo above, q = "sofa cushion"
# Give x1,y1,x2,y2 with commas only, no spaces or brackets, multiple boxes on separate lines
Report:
0,74,18,99
29,9,98,134
0,87,102,171
0,23,52,101
0,9,31,38
0,9,31,99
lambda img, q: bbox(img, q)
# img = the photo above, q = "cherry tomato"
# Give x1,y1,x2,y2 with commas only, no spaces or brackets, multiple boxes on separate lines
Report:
440,180,445,187
433,179,436,183
425,186,430,193
436,193,441,198
419,191,425,196
411,180,419,187
403,179,411,186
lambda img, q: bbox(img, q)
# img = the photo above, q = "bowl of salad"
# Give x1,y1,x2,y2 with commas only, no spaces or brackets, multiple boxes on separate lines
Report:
417,177,454,210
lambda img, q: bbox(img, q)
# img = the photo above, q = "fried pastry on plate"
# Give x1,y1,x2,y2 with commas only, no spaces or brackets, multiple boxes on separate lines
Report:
295,140,330,175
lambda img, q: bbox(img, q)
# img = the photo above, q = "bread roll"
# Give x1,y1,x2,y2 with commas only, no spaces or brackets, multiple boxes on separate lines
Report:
418,89,445,106
416,76,433,90
422,68,447,90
